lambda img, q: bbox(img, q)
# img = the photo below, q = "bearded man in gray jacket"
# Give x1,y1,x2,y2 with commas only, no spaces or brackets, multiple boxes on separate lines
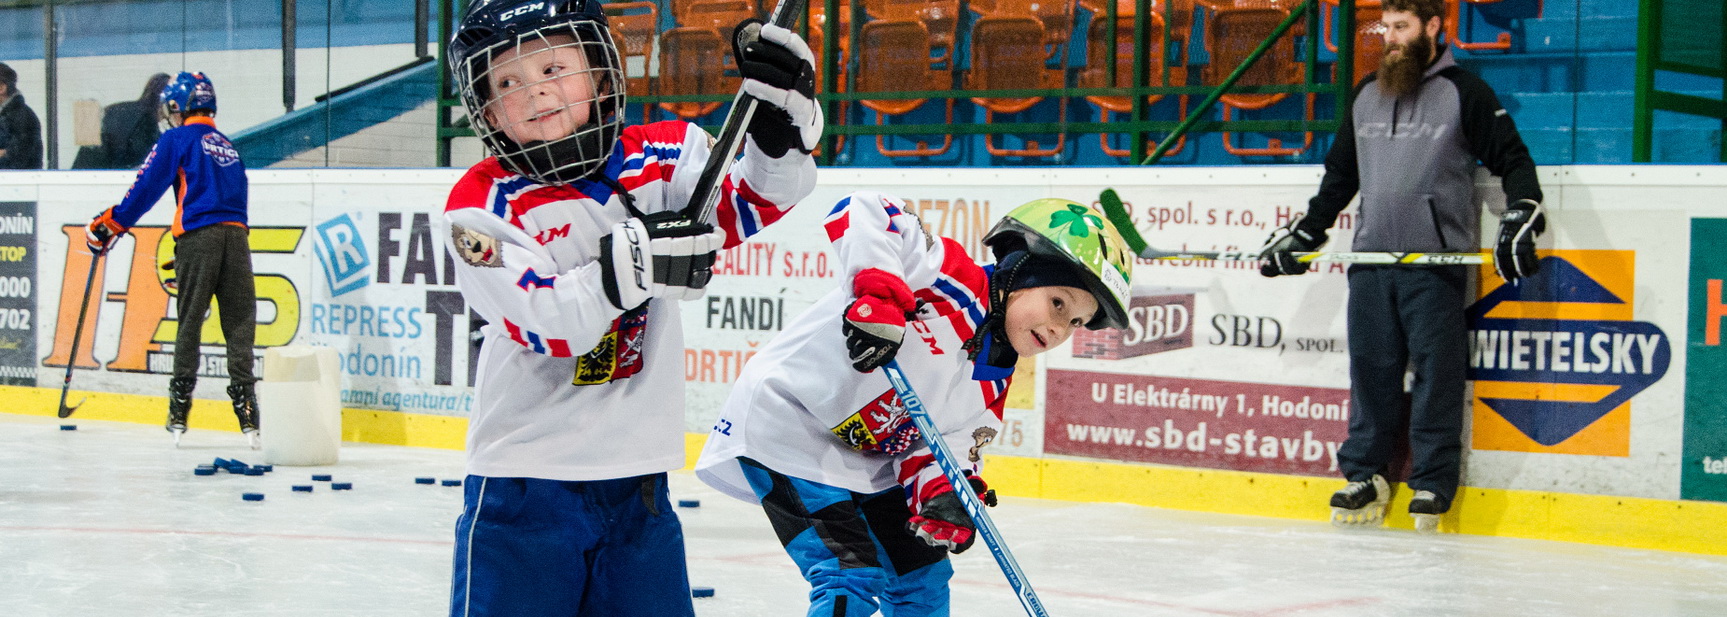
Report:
1257,0,1547,533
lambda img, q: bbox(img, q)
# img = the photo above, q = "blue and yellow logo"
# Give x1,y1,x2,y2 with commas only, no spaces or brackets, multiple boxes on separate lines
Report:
1467,251,1670,455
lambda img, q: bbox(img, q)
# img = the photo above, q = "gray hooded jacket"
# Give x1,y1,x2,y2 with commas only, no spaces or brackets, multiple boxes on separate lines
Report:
1300,45,1542,252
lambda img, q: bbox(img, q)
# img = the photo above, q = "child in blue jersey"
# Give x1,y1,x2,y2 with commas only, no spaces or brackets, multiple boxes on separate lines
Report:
85,71,257,449
696,193,1137,616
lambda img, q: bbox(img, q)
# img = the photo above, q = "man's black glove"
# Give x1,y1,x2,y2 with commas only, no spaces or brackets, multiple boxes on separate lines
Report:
732,19,823,157
1494,199,1546,283
1257,217,1328,277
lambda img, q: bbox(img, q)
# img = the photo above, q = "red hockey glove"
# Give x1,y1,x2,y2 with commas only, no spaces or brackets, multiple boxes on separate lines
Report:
907,473,995,554
86,208,125,255
843,268,916,373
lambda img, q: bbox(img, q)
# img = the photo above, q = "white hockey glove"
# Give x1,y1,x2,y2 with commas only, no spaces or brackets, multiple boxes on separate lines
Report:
599,211,724,310
733,20,824,157
1494,199,1546,283
1257,216,1327,277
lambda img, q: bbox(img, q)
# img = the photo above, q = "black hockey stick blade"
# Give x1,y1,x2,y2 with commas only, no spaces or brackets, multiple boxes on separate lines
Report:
680,0,810,225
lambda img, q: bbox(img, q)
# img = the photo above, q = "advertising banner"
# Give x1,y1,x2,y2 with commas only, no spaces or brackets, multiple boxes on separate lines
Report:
1684,219,1727,503
0,201,35,385
1467,250,1671,456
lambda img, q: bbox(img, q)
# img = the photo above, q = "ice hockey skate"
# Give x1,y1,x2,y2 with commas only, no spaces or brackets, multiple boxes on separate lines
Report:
1408,490,1444,533
166,377,193,448
1329,474,1390,527
229,384,261,451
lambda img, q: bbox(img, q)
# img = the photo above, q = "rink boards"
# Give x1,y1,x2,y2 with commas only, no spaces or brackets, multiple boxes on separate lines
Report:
1,165,1724,554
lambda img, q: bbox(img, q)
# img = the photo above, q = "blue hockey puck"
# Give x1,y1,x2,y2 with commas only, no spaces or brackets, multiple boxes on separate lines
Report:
244,467,265,476
193,466,217,476
332,482,353,490
677,499,701,508
441,479,462,487
242,493,265,501
59,424,76,431
691,587,715,598
312,474,333,482
228,459,250,468
259,465,273,472
415,477,436,485
213,457,232,468
292,485,314,492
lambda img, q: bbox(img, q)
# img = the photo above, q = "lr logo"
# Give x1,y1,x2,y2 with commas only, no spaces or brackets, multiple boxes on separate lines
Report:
315,214,370,297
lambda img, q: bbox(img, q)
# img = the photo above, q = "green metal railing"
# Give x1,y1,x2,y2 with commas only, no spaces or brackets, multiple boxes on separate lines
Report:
1633,0,1726,163
436,0,1357,165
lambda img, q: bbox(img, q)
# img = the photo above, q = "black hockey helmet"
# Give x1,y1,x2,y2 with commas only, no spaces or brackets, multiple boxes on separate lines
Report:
449,0,625,184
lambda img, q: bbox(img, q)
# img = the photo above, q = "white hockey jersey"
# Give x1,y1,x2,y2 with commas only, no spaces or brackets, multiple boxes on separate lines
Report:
696,191,1011,502
444,121,816,482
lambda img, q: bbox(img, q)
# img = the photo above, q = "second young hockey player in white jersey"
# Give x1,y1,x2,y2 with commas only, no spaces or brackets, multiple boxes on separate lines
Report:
440,0,821,615
696,192,1135,616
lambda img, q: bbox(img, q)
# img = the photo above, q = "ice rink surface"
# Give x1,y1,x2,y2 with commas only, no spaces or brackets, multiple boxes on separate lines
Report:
3,412,1724,617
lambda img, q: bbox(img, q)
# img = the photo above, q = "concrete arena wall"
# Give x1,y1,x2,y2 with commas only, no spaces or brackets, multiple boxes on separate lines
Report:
1,165,1723,555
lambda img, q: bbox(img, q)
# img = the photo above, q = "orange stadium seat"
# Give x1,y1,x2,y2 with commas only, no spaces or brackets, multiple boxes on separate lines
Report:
1204,4,1313,157
857,19,955,156
605,1,660,119
864,0,963,71
967,15,1066,157
1078,11,1188,157
1321,0,1385,86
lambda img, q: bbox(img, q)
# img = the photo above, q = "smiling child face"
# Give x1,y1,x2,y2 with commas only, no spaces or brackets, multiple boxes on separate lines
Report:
484,34,597,144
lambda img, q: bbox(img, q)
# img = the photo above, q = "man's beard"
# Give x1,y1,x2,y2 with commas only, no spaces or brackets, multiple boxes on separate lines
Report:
1379,32,1434,98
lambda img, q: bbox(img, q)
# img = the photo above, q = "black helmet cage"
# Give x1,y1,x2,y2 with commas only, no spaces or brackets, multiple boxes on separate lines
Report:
451,0,625,184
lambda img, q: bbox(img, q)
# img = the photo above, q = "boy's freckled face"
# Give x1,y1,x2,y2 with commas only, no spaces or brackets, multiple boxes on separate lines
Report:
485,36,596,144
1002,286,1098,356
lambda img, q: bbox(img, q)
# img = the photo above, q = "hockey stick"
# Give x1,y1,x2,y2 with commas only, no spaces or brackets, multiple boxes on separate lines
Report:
1098,188,1490,265
681,0,809,225
882,360,1051,617
56,250,102,418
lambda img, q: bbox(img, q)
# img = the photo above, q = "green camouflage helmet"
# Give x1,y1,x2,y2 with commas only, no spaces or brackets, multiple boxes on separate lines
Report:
983,198,1134,330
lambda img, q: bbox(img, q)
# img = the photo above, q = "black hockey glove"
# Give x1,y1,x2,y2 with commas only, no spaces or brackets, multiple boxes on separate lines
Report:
599,210,724,310
1494,199,1546,283
733,19,823,157
1257,217,1327,277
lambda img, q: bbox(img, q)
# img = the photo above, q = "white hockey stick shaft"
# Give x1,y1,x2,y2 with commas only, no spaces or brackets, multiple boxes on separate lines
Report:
1098,188,1490,266
881,360,1052,617
1140,250,1490,265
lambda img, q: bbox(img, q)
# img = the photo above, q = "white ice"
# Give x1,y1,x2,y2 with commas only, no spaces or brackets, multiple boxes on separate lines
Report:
3,412,1724,616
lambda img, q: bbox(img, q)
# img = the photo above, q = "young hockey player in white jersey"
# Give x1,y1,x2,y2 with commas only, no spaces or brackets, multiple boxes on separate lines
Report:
440,1,821,615
696,192,1135,616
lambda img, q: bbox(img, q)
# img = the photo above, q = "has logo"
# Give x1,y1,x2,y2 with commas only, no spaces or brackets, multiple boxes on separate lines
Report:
1072,291,1195,360
1467,252,1669,454
200,134,240,167
314,214,371,297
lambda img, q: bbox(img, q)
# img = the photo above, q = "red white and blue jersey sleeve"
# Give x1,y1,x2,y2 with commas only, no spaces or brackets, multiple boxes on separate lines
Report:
625,122,814,249
443,161,623,358
824,190,991,331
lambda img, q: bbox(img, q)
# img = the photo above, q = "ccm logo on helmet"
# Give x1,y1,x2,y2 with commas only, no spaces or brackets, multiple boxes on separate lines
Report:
500,2,545,21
